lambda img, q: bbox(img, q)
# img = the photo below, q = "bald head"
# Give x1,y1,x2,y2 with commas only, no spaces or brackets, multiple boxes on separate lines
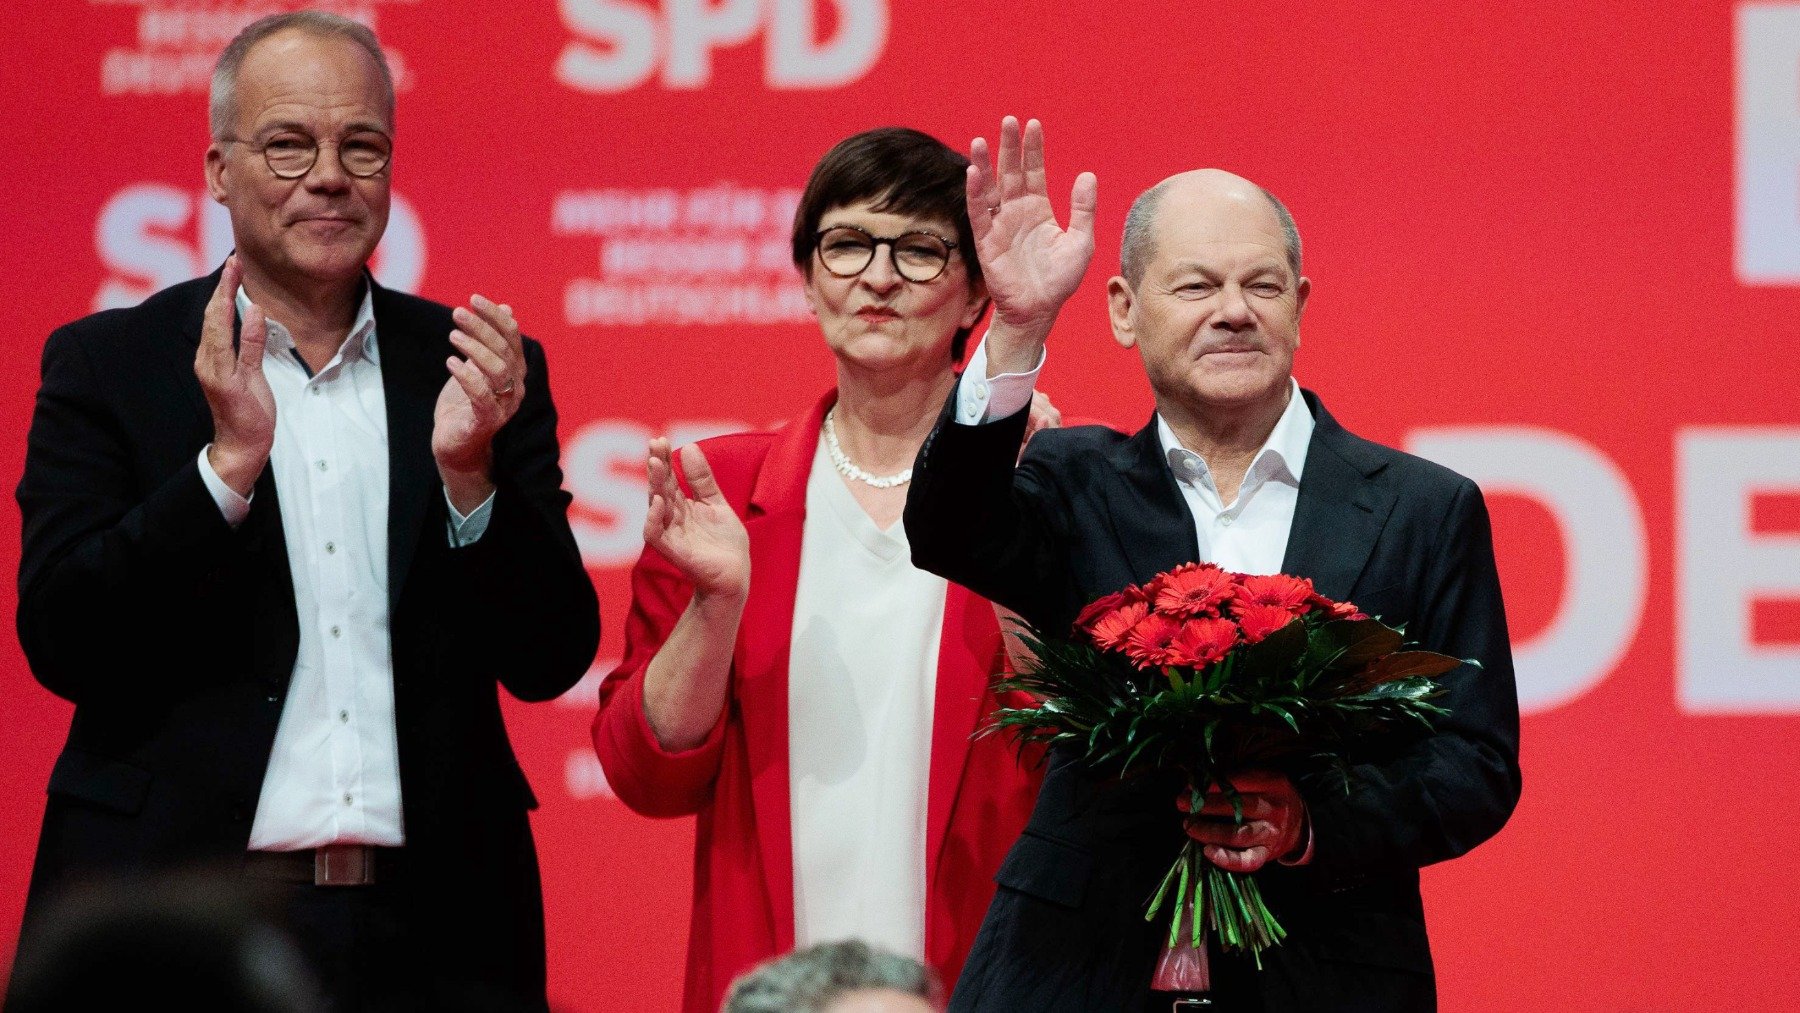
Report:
1119,170,1301,286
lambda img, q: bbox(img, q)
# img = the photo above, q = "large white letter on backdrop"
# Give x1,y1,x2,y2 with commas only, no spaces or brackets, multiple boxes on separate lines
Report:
1678,430,1800,713
94,183,193,310
557,0,659,93
565,419,749,568
1408,428,1646,713
666,0,761,87
767,0,887,88
1737,3,1800,283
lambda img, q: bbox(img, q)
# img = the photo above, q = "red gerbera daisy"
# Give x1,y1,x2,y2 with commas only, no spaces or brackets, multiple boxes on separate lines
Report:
1088,600,1150,650
1311,595,1368,621
1236,604,1300,645
1166,615,1240,667
1076,590,1131,633
1075,585,1149,634
1233,573,1317,615
1123,612,1185,668
1149,562,1236,618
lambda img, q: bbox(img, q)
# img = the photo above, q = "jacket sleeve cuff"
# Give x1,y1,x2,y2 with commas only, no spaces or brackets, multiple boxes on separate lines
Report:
957,331,1045,424
593,663,727,813
196,446,252,527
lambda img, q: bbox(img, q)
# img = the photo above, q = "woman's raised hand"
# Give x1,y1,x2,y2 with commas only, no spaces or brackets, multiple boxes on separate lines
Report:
644,438,751,601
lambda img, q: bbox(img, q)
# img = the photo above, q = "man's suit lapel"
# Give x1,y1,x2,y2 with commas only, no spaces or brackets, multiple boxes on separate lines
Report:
174,267,222,421
1279,392,1395,602
1106,417,1202,584
180,267,299,693
370,280,444,613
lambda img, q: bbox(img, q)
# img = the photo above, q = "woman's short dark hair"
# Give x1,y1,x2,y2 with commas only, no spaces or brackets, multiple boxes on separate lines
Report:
791,127,987,362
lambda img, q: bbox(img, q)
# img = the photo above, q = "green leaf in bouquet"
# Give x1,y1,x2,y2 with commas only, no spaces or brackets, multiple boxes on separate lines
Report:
1086,719,1112,757
1361,677,1446,704
1235,617,1308,683
1305,618,1403,672
1262,700,1301,735
1354,650,1468,687
1203,652,1236,695
1334,619,1405,665
1371,679,1451,718
1122,733,1169,776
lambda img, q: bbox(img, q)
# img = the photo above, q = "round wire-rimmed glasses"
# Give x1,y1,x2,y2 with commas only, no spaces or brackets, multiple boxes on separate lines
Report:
813,224,959,283
221,131,393,179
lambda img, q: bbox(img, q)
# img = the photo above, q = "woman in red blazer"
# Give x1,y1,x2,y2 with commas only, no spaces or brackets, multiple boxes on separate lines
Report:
593,127,1059,1013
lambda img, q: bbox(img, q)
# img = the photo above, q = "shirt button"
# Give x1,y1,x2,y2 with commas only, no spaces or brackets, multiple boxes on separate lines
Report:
974,380,989,398
330,625,342,638
317,460,328,472
1220,514,1235,526
339,709,350,723
325,541,336,554
310,387,321,396
343,793,354,806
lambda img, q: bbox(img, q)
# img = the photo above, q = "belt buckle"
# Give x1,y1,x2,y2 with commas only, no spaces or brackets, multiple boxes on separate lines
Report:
314,843,376,886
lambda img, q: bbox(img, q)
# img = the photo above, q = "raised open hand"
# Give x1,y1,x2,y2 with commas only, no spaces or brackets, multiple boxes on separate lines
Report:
968,116,1097,340
195,254,276,496
645,438,750,601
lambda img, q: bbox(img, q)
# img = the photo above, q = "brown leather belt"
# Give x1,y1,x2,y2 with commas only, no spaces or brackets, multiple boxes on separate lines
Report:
244,844,399,887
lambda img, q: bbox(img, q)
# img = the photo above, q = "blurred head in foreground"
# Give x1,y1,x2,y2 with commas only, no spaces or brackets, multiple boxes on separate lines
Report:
6,871,323,1013
722,939,940,1013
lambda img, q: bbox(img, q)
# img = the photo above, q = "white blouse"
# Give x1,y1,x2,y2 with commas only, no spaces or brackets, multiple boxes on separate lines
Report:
788,440,945,959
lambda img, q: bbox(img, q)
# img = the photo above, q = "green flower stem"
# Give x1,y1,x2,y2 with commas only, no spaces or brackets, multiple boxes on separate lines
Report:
1189,845,1205,949
1174,850,1192,948
1147,851,1184,940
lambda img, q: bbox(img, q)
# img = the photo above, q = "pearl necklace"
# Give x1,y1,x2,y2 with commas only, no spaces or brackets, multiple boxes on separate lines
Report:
822,407,913,488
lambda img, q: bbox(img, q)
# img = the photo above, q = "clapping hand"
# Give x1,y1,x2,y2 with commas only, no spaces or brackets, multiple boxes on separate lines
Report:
644,439,751,602
195,254,276,496
967,116,1097,373
1180,771,1309,873
434,294,527,511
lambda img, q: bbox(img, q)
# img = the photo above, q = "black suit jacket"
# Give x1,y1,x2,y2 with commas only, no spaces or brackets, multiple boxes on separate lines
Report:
13,269,600,1002
905,390,1521,1013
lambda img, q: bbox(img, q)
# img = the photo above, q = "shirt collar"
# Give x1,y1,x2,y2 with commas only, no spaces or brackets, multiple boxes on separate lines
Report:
1157,377,1315,490
233,281,379,367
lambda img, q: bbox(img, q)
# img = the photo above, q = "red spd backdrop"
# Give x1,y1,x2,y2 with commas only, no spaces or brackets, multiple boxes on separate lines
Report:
2,1,1798,1009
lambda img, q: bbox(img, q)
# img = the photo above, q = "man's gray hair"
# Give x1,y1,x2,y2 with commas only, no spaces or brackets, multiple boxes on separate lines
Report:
209,11,394,139
1119,177,1303,286
723,940,936,1013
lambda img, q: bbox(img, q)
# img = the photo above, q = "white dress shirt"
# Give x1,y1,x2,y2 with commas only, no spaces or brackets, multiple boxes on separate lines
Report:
957,333,1313,575
788,440,943,960
1154,382,1313,575
196,286,492,851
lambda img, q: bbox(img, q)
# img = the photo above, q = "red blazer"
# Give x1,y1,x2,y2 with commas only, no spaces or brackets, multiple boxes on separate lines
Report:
593,392,1041,1013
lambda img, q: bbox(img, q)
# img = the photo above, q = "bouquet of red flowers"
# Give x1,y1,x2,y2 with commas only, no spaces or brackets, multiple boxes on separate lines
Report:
989,562,1469,973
